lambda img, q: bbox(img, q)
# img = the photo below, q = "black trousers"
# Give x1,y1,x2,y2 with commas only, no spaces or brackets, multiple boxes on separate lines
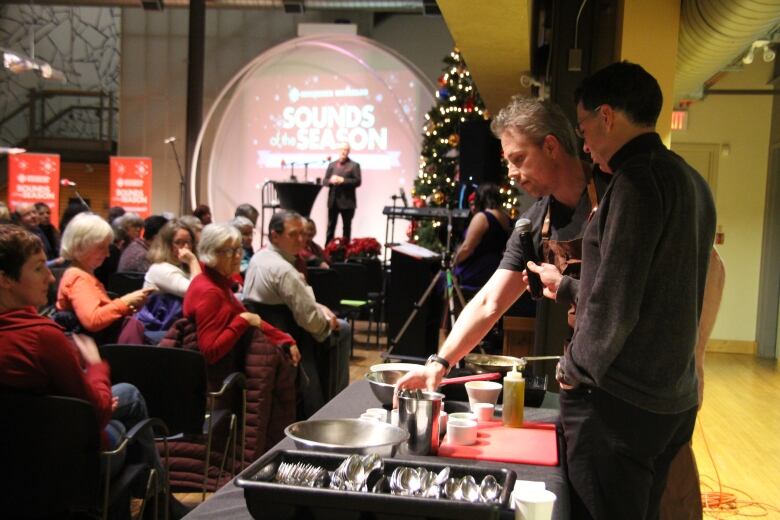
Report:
560,386,697,520
326,206,355,244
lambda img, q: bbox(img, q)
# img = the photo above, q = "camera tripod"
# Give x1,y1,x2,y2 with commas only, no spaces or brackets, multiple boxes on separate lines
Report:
386,210,467,358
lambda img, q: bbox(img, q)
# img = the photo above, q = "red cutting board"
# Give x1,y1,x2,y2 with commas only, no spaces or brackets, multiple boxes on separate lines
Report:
438,421,558,466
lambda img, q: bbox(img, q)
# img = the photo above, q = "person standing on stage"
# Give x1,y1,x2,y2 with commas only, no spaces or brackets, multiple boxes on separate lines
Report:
323,143,361,244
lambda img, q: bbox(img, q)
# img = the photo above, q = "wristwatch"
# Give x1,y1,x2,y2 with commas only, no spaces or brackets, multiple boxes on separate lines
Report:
426,354,451,375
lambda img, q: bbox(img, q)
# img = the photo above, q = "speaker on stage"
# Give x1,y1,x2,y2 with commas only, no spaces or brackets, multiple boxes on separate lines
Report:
387,244,442,360
459,119,502,184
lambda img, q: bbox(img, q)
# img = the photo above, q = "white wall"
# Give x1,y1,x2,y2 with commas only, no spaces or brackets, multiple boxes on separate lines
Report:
671,59,774,343
119,9,453,218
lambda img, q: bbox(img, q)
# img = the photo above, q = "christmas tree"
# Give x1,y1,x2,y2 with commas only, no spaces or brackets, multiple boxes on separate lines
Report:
411,48,518,251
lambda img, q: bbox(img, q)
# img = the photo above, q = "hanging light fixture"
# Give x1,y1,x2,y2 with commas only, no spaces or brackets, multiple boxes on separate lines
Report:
741,39,776,65
0,18,66,83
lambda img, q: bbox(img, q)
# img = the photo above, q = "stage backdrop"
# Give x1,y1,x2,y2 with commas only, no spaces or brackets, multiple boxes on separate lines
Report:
193,34,435,248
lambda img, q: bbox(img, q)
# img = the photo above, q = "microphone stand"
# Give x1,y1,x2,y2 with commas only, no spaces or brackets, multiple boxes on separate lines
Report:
64,184,90,211
166,139,186,215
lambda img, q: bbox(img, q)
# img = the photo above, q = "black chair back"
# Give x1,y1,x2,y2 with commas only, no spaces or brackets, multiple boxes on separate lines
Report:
306,267,341,309
331,262,369,302
99,344,207,434
107,271,146,296
349,257,383,294
0,391,100,517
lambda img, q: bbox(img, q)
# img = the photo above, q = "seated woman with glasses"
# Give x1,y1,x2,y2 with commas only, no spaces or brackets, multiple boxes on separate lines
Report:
183,223,301,369
144,220,201,298
56,213,154,343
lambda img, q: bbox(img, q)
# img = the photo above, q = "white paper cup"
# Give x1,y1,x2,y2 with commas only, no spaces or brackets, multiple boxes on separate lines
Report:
359,413,381,422
439,410,448,434
447,418,478,445
514,488,556,520
390,408,399,426
472,402,494,422
365,407,388,422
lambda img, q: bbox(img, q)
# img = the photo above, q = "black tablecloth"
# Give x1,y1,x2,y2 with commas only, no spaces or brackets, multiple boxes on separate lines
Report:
184,380,569,519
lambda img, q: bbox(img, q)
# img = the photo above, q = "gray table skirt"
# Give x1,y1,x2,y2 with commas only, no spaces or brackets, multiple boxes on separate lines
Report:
184,380,569,519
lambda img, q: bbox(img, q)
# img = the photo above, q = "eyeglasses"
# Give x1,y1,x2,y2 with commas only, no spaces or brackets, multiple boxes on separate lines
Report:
575,105,603,139
173,239,193,247
217,247,243,256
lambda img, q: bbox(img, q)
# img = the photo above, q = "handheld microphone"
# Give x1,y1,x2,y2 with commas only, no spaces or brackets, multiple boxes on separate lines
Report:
60,178,76,187
399,187,408,207
164,136,176,144
515,218,544,300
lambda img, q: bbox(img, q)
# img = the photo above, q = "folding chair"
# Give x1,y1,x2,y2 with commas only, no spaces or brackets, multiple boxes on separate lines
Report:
100,344,246,500
0,390,166,520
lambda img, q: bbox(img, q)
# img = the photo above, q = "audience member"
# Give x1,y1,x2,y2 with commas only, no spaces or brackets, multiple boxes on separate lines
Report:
192,204,212,226
234,203,259,227
452,183,512,293
34,202,61,257
179,215,203,244
183,223,300,369
56,213,154,342
0,225,189,519
228,216,254,277
298,217,329,269
244,211,351,416
0,202,11,224
118,215,169,273
13,202,57,260
107,206,126,225
59,199,89,233
144,220,201,298
95,212,142,285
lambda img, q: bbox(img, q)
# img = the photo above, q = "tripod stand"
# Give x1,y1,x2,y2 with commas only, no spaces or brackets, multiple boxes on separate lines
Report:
386,210,467,359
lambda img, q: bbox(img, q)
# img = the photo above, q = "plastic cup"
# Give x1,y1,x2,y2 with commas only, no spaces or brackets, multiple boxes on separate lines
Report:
514,488,556,520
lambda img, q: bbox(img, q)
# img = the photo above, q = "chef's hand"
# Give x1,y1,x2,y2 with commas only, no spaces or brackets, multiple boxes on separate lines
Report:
525,261,563,300
555,361,574,390
288,344,301,366
392,363,446,408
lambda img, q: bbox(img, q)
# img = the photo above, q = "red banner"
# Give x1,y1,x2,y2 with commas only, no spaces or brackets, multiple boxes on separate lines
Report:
7,153,61,218
110,156,152,218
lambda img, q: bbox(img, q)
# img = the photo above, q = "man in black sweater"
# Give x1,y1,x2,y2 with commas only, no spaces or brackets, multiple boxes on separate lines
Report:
530,62,717,519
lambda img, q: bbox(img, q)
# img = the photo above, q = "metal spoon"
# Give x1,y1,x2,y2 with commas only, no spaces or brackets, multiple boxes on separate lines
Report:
443,477,462,500
479,474,501,503
344,454,366,490
459,475,480,503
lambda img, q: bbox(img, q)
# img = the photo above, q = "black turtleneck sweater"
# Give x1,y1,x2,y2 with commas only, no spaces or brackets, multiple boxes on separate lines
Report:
559,132,716,414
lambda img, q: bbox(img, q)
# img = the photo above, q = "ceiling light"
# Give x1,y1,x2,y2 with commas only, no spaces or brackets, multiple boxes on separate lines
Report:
742,40,775,66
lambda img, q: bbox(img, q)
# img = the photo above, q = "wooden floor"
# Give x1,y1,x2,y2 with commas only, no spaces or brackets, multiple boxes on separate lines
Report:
171,325,780,518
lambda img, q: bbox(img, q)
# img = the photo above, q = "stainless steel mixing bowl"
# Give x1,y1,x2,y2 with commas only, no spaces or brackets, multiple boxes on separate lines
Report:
365,370,408,405
284,419,410,457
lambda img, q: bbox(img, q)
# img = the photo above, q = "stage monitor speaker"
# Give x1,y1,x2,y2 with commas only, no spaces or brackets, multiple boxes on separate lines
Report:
459,119,502,184
387,248,442,360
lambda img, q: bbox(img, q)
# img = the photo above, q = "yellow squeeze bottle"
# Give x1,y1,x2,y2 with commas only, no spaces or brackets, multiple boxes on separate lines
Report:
502,365,525,428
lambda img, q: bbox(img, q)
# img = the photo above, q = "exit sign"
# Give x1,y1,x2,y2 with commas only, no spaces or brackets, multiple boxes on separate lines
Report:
671,110,688,131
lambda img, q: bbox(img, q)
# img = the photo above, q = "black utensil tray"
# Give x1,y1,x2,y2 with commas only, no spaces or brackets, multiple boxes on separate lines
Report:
235,449,517,520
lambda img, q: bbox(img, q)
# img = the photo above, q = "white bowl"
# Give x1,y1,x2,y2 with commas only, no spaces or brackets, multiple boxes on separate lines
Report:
449,412,477,422
447,418,478,445
465,381,503,407
370,362,423,373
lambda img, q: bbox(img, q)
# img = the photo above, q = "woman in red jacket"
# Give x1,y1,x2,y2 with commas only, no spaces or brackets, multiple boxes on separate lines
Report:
184,222,301,368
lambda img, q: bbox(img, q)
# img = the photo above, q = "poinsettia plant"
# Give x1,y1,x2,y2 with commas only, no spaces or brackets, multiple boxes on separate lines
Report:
324,237,348,263
346,237,381,259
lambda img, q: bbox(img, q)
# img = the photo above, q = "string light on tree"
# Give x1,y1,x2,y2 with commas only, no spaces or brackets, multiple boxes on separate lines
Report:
412,47,517,251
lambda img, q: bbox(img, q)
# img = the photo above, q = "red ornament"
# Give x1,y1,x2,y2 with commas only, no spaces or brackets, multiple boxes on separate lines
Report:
438,75,447,87
412,196,426,208
464,97,475,112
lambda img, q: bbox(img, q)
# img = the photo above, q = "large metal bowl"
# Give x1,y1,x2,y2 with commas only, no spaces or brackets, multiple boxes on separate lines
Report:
365,370,408,405
284,419,409,456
